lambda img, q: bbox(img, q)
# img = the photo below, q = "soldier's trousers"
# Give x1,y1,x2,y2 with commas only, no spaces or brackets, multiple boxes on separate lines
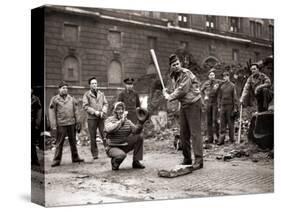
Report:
53,125,80,163
206,103,219,142
88,118,105,158
107,135,144,166
219,105,235,142
180,100,203,164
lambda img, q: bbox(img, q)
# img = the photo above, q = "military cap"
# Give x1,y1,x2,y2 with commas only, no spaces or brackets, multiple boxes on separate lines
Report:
123,78,134,85
222,71,230,76
58,81,68,88
169,54,180,65
209,68,216,74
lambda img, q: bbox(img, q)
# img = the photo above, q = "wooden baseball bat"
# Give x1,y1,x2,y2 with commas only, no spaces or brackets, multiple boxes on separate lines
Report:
150,49,166,90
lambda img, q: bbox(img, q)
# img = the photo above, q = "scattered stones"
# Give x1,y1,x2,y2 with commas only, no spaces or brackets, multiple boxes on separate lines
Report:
203,144,213,149
216,155,223,160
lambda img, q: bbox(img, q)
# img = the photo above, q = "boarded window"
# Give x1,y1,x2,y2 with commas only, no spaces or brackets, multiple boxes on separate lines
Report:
64,24,79,42
62,56,79,81
108,31,122,48
108,60,122,85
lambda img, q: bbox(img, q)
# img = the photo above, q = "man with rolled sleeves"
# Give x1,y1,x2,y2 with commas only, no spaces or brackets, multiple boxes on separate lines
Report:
201,68,222,144
117,78,141,124
217,71,239,145
83,77,108,160
163,54,203,171
49,81,84,167
240,64,272,112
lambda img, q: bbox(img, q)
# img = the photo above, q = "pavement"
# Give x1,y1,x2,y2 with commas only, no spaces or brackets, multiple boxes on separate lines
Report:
31,140,274,207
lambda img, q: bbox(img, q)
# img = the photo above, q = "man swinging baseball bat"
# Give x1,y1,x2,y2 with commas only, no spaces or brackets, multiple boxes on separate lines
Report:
150,49,204,171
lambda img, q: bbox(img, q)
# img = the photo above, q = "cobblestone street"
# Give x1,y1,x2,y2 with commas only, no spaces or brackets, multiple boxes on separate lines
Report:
32,141,274,207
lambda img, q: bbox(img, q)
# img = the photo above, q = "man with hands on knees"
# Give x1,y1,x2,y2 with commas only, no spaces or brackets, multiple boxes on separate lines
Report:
163,54,203,171
83,77,108,160
49,81,84,167
104,101,148,171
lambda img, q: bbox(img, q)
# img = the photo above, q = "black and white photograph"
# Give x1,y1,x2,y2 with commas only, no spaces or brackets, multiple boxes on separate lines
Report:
1,0,279,211
30,3,275,207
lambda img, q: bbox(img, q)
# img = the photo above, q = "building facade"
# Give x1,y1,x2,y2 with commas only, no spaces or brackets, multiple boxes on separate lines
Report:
42,5,273,108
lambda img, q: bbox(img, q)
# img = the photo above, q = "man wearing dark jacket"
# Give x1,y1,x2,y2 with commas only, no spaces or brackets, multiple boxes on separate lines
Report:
117,78,141,124
217,71,239,145
163,54,203,171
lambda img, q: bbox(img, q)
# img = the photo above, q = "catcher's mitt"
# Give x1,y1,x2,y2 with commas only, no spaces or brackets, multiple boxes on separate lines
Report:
136,107,149,124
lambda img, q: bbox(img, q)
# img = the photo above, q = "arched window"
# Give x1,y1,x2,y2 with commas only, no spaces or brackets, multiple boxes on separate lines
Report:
62,56,79,81
202,56,220,69
108,60,122,85
146,64,156,75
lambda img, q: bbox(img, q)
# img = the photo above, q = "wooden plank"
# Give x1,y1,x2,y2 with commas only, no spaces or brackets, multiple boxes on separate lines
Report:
158,165,193,178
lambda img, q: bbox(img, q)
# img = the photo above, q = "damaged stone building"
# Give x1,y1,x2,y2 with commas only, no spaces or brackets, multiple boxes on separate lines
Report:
32,5,273,115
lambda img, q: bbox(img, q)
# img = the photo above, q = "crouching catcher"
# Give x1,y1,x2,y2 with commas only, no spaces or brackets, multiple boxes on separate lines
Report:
104,102,149,171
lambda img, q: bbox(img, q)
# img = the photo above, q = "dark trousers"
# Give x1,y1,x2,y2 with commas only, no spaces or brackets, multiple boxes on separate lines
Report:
107,135,144,165
31,126,39,164
206,103,219,142
180,100,203,164
53,125,80,163
255,87,273,112
219,105,235,142
88,118,105,158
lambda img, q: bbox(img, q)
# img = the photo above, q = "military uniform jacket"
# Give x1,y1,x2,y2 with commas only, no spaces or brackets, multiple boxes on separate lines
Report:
169,68,201,107
49,94,79,128
201,79,222,104
82,90,108,119
241,72,271,102
117,89,140,112
218,81,238,108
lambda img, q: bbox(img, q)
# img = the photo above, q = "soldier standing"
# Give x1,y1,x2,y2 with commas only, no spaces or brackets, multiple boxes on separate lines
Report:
217,71,239,145
117,78,141,124
201,68,222,143
240,64,272,112
83,77,108,160
163,54,203,171
49,81,84,167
